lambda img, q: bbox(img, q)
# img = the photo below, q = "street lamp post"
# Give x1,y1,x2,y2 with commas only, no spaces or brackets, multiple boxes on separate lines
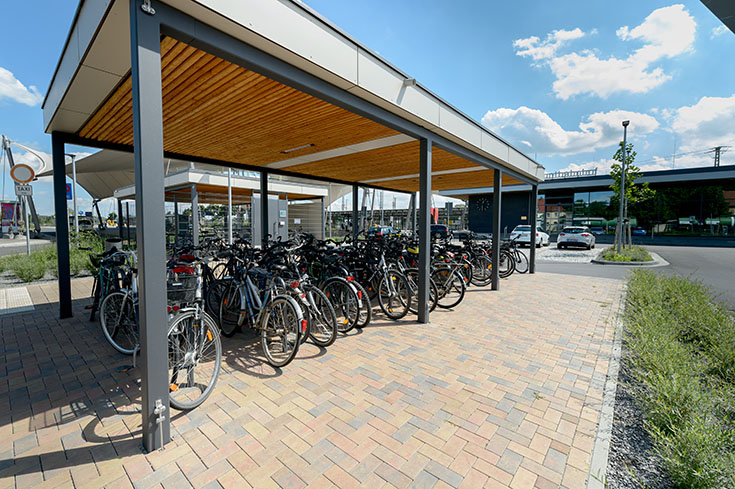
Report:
617,121,630,253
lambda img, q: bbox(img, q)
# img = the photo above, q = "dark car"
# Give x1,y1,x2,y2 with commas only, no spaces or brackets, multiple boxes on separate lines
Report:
431,224,451,239
632,227,647,236
589,226,605,235
367,225,394,237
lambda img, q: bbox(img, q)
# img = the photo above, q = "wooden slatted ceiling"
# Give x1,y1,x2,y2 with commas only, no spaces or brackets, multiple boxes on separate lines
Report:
79,37,514,192
374,171,524,193
80,37,397,167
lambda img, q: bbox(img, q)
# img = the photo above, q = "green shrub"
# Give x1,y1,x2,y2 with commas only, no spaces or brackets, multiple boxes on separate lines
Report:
601,245,652,262
11,255,48,282
624,270,735,488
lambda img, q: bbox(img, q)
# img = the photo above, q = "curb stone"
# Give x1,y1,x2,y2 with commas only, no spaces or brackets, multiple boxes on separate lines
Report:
587,290,625,489
591,251,669,267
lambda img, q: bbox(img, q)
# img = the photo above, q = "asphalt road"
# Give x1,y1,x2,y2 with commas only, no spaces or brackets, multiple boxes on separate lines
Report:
537,245,735,310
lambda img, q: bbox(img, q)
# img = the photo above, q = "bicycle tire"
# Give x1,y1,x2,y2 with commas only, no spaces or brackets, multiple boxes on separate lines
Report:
168,310,222,410
351,280,372,328
100,291,139,355
304,285,337,347
432,268,466,309
218,280,242,337
514,250,529,274
405,268,438,314
322,278,359,333
499,250,515,278
260,296,302,368
206,278,232,325
470,255,493,287
377,270,411,320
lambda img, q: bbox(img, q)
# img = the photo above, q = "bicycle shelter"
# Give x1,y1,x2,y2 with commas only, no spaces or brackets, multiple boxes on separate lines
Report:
44,0,544,451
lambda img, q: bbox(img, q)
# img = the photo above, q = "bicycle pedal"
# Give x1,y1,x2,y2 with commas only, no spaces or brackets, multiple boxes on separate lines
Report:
84,305,94,310
117,365,134,372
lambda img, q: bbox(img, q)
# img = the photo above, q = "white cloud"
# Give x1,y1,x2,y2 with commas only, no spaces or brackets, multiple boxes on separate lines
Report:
711,25,729,38
514,4,696,99
671,94,735,151
0,67,43,106
556,158,616,175
481,106,659,156
513,28,586,61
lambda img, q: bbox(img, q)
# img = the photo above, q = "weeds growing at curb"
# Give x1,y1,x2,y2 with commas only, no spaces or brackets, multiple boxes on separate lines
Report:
624,270,735,488
602,246,652,262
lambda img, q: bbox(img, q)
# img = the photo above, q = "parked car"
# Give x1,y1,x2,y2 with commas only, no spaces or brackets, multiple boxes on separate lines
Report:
509,225,549,247
557,226,596,249
632,227,647,236
367,225,394,237
589,226,605,236
452,230,474,241
431,224,451,239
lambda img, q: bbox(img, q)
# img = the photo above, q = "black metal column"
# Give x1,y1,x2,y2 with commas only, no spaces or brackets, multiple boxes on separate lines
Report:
529,185,538,274
352,184,359,242
491,170,502,290
260,171,268,247
417,139,432,324
129,0,170,452
51,132,72,319
118,199,124,241
191,185,199,246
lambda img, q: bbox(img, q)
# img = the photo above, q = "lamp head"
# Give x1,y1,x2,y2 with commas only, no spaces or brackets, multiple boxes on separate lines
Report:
622,120,630,127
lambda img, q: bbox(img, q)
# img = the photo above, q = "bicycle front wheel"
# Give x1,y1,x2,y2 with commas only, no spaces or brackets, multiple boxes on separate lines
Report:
322,278,359,333
305,285,337,347
100,291,139,355
351,280,372,328
168,311,222,410
432,268,466,309
378,270,411,320
514,250,529,274
260,296,302,368
470,255,493,287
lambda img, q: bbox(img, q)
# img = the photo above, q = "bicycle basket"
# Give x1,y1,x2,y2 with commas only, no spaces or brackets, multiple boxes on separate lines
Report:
167,267,198,303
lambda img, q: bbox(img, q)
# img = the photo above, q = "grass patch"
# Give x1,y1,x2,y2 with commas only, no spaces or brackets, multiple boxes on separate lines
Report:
0,231,105,282
601,245,652,262
624,270,735,488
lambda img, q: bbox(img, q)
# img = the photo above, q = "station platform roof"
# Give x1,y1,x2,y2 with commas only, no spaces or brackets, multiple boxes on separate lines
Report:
43,0,544,193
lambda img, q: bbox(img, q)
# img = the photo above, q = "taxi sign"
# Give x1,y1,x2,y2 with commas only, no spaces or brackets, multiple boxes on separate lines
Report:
15,184,33,196
10,164,35,184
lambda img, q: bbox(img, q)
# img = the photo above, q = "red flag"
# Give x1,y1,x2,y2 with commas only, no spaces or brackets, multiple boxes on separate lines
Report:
430,207,439,224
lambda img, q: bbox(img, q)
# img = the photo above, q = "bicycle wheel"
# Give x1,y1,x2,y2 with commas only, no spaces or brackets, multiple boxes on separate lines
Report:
168,311,222,410
499,250,515,278
100,291,139,355
304,285,337,347
470,255,493,287
459,259,474,287
351,280,372,329
432,267,466,309
405,268,438,314
514,250,529,274
377,270,412,320
206,278,231,324
210,262,229,280
322,278,359,333
218,280,242,337
260,296,302,368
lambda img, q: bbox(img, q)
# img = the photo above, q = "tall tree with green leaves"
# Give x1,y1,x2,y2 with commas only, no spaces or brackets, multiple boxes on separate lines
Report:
610,141,654,246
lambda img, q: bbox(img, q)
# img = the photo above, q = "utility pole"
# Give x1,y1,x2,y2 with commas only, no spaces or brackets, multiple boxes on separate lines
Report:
617,120,630,253
714,146,722,167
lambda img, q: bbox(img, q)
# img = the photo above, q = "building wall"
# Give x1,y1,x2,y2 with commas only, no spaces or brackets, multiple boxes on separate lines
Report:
468,192,531,235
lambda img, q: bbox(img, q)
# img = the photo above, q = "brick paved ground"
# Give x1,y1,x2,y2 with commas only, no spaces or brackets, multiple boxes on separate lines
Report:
1,272,623,489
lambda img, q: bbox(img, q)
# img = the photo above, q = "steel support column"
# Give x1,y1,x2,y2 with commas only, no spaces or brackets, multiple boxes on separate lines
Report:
352,184,359,242
51,132,72,319
260,171,268,247
173,194,179,248
491,170,502,291
529,185,538,274
129,0,170,451
191,185,199,246
227,167,233,244
118,199,124,241
417,139,432,324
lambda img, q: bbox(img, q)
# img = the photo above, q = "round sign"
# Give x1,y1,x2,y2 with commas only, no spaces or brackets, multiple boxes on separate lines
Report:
10,164,35,184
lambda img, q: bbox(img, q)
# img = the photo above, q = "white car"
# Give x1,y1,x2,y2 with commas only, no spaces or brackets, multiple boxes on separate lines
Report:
557,226,596,249
509,225,549,247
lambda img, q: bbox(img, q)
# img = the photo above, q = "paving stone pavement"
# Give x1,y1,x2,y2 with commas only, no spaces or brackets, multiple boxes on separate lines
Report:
0,272,623,489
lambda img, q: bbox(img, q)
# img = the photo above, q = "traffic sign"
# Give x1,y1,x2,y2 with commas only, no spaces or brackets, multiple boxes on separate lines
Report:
10,164,35,184
66,183,72,200
15,184,33,196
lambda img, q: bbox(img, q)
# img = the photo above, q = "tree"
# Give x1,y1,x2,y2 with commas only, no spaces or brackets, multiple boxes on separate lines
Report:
609,141,654,247
108,212,118,222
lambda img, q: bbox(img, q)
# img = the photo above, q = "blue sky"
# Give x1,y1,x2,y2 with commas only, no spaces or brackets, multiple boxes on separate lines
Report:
1,1,734,215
